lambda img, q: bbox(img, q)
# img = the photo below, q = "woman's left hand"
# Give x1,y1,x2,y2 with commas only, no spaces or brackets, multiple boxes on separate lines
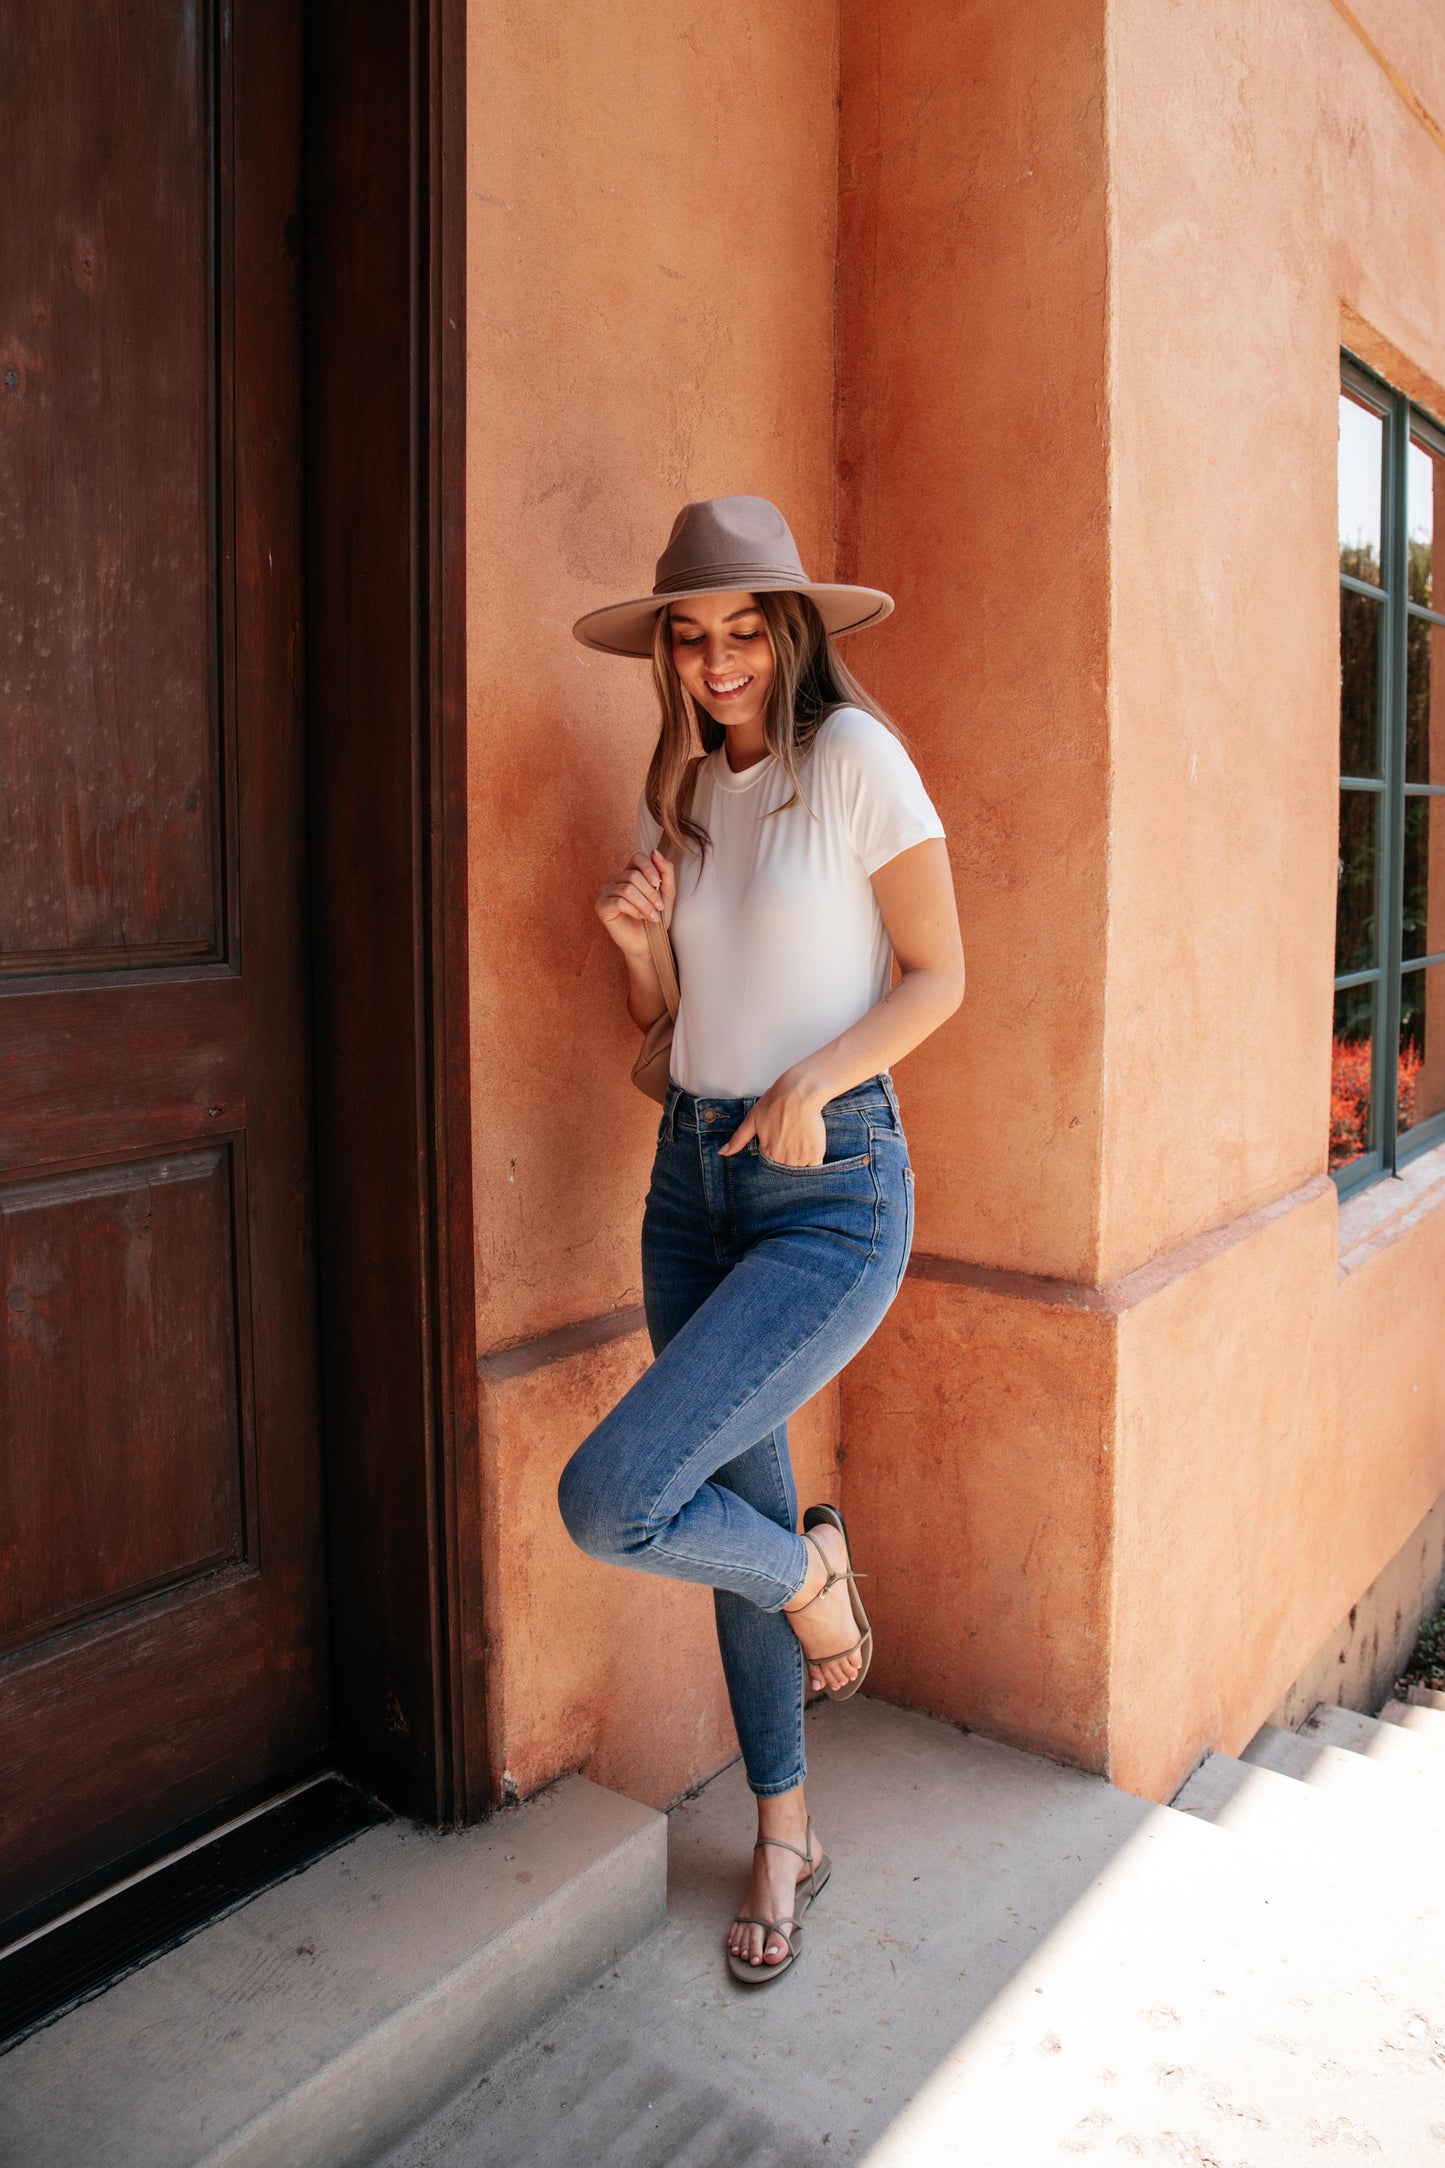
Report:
718,1071,828,1167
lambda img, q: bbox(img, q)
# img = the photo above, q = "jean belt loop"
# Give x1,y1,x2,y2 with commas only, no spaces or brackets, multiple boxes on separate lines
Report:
880,1071,901,1127
662,1082,678,1145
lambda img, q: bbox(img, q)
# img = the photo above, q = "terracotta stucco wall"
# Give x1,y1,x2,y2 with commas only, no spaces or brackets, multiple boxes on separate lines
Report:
1098,0,1445,1796
464,0,844,1807
462,0,1445,1812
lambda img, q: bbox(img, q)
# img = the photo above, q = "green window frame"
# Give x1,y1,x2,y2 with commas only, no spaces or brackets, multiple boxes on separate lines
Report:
1333,353,1445,1195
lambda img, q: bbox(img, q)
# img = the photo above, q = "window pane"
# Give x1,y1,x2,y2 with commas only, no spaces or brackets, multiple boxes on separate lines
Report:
1341,586,1382,775
1402,793,1445,961
1405,610,1445,784
1337,788,1380,972
1340,391,1384,585
1408,433,1444,608
1331,982,1377,1171
1400,961,1445,1136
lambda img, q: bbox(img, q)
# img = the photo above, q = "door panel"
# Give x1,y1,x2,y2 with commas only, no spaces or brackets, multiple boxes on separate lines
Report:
0,1145,251,1653
2,0,224,973
0,0,328,1920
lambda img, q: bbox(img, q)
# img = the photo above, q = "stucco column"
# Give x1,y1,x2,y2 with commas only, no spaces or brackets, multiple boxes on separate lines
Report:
835,0,1119,1776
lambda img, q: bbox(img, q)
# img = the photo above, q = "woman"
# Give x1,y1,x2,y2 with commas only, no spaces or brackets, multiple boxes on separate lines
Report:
559,495,964,1984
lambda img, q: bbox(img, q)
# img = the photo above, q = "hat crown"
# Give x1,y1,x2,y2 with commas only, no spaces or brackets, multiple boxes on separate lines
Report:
652,494,808,596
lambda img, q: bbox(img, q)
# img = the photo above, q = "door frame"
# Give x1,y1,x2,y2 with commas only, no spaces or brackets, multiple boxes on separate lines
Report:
304,0,484,1823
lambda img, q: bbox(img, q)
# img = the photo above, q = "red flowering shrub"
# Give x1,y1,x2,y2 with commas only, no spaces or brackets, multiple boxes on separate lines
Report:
1330,1037,1423,1168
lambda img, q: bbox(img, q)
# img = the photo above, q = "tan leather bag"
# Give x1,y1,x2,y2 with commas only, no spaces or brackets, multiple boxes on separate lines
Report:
631,911,679,1104
630,766,695,1104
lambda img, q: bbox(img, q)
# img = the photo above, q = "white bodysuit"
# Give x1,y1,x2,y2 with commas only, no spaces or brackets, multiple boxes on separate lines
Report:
635,705,946,1099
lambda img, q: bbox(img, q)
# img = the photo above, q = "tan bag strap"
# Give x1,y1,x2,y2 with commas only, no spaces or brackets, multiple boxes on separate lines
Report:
642,758,698,1025
644,911,680,1022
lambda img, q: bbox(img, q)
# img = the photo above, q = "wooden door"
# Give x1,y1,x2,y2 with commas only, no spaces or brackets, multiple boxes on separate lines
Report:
0,0,329,1919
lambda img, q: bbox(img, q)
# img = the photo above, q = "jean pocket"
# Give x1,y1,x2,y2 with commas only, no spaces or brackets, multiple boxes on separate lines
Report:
755,1143,873,1174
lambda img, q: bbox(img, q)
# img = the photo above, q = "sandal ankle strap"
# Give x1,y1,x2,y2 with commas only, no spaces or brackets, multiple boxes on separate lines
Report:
753,1815,819,1887
785,1531,866,1616
753,1832,810,1866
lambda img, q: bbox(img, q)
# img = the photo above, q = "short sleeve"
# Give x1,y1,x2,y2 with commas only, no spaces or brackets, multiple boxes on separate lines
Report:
820,708,946,874
635,788,662,857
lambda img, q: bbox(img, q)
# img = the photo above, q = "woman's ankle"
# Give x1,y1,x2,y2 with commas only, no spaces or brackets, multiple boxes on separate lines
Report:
781,1531,825,1614
756,1787,809,1840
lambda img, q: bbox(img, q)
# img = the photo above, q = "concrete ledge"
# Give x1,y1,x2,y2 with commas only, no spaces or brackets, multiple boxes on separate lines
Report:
1336,1131,1445,1276
0,1776,666,2168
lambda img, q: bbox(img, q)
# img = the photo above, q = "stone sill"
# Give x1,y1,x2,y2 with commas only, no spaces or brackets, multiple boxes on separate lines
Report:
1337,1133,1445,1276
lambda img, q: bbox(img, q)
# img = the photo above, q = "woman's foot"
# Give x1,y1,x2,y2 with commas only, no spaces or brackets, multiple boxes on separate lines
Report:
726,1802,826,1972
783,1521,865,1694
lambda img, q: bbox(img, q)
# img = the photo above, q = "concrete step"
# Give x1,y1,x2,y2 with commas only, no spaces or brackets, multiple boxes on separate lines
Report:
1172,1749,1443,1908
0,1775,666,2168
1390,1683,1445,1719
1298,1697,1445,1782
379,1700,1445,2168
1378,1694,1445,1742
1241,1718,1445,1828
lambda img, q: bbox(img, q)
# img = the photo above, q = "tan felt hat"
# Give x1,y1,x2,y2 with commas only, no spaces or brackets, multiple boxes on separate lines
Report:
571,494,894,658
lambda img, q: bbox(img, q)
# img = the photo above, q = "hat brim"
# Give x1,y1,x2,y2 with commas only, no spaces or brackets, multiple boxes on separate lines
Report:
571,579,894,658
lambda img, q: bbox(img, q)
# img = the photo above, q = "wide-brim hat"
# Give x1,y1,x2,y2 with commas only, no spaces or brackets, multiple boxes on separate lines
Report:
571,494,894,658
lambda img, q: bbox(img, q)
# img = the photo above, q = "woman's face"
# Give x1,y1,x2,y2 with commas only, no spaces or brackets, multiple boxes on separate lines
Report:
666,591,775,732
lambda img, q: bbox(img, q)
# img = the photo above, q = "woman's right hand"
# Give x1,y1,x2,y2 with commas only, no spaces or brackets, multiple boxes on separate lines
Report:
595,848,676,960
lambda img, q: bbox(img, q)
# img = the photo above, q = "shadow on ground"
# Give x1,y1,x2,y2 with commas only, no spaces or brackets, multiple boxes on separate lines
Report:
379,1697,1444,2166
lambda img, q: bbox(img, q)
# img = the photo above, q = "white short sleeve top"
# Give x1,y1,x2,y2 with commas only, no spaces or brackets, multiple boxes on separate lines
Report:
635,705,946,1099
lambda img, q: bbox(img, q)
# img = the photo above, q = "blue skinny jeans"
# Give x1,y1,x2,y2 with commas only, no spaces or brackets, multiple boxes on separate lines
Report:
557,1072,915,1796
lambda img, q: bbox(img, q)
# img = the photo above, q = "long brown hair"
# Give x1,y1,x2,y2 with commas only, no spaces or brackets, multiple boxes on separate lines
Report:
642,590,904,862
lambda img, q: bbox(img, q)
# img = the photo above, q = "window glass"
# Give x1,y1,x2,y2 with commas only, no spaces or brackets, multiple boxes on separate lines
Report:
1402,793,1445,962
1405,611,1444,785
1400,961,1445,1135
1339,391,1384,585
1340,587,1382,775
1330,982,1376,1171
1333,366,1445,1187
1336,789,1380,973
1408,434,1443,609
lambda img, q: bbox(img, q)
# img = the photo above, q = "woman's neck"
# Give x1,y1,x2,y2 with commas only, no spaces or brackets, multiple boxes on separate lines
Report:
722,721,770,773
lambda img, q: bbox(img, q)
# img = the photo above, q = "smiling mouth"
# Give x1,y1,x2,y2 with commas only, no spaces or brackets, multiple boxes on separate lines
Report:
705,675,752,698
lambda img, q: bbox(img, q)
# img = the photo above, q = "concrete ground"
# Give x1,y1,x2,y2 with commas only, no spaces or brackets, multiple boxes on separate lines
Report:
378,1698,1445,2167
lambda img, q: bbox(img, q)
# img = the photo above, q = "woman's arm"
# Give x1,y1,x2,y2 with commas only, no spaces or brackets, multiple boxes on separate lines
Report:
596,846,678,1031
719,836,964,1165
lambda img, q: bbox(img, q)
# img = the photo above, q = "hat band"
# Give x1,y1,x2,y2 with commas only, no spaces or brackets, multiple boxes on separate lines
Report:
651,560,808,597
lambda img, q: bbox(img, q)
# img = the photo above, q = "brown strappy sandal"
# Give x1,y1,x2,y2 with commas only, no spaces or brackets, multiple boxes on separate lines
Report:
786,1503,873,1702
725,1817,832,1986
